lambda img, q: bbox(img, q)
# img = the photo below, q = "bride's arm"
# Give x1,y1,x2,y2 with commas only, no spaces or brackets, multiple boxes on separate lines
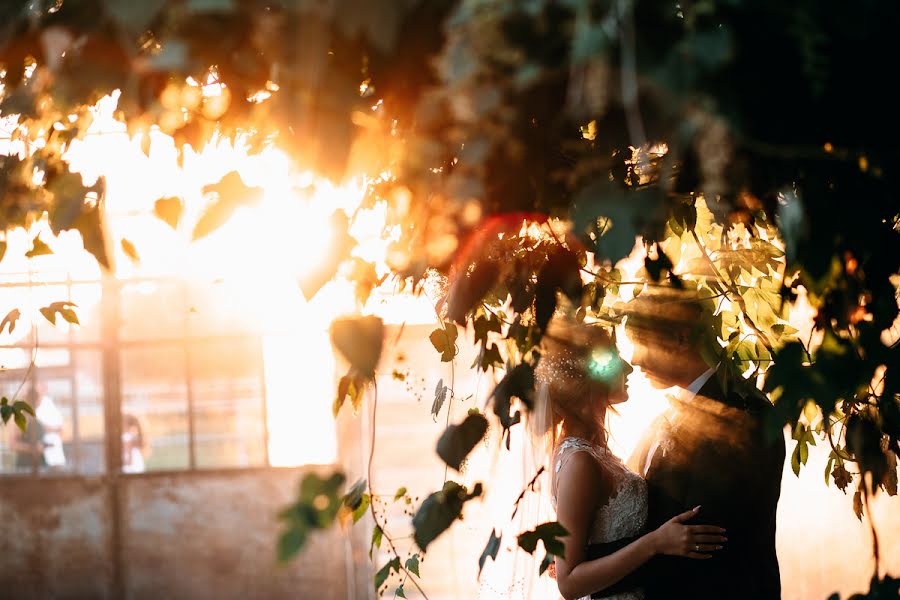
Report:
555,453,726,600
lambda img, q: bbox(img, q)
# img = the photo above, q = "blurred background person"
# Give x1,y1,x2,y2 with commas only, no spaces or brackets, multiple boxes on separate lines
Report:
122,413,147,473
33,380,67,470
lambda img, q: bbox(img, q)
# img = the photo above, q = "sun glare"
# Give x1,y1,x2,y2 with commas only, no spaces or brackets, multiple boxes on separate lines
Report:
1,91,438,467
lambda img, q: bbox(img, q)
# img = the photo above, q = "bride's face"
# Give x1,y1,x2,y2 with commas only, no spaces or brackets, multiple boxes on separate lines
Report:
586,348,634,405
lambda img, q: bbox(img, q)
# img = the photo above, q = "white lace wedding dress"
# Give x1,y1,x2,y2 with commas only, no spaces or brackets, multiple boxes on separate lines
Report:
553,437,648,600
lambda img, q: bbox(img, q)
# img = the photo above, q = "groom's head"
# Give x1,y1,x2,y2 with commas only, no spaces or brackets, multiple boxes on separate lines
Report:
622,287,716,389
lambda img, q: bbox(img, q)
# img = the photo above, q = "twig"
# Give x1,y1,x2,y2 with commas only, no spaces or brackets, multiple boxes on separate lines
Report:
510,466,546,519
690,230,774,350
367,380,430,600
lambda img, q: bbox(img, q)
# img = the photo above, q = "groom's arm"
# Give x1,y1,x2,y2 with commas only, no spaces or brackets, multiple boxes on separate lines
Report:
584,537,648,598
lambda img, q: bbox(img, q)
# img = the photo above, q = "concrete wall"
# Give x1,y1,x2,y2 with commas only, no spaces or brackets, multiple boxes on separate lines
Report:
0,468,358,600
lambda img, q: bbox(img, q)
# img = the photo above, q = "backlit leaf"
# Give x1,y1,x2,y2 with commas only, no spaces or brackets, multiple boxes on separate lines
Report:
39,302,79,326
0,309,21,335
478,529,502,576
412,480,483,551
154,196,183,229
374,556,400,592
404,554,420,577
517,521,569,558
436,412,488,471
330,315,384,377
121,239,140,263
25,235,53,258
431,379,448,421
429,321,459,362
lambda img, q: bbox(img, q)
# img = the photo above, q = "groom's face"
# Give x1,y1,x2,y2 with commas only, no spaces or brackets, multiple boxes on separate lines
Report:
626,328,708,390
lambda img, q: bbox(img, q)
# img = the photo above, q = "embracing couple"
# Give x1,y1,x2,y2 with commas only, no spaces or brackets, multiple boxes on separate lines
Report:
532,290,786,600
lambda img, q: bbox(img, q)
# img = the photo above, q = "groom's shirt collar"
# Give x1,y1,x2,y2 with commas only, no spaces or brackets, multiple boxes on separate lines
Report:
682,368,716,403
642,368,715,477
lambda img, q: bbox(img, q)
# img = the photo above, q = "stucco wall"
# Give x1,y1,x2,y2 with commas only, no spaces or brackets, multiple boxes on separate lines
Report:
0,468,358,600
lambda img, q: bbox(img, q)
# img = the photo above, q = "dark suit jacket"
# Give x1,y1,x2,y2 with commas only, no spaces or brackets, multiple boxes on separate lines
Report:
587,376,785,600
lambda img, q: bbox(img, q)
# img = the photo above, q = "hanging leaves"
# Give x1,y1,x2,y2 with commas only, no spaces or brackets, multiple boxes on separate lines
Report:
431,379,449,421
333,369,367,417
154,196,184,230
0,309,20,335
535,248,583,332
516,521,569,558
446,259,500,324
429,321,458,362
278,471,346,561
0,396,35,433
193,172,263,240
412,480,483,552
330,315,384,378
436,412,488,471
25,235,53,258
120,239,140,263
39,301,79,326
478,529,502,577
75,202,112,269
490,362,535,442
298,211,357,301
404,554,420,577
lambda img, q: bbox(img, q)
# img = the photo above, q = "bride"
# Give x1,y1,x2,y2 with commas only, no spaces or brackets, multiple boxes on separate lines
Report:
531,318,726,600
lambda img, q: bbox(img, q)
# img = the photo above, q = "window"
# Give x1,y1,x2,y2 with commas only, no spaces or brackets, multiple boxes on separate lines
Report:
0,243,336,476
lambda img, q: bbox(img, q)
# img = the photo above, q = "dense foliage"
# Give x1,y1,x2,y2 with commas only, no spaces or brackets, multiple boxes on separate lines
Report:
1,1,898,598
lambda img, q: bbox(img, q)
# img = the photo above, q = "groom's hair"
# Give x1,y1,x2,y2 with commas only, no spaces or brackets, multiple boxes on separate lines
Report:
622,286,716,385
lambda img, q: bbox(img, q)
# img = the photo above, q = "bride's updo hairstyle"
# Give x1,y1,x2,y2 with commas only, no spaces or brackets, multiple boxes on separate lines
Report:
529,315,624,455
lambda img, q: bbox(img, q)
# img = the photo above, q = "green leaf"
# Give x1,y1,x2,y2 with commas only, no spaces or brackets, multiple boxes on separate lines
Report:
395,584,406,598
351,493,370,523
12,400,34,417
404,554,420,577
394,487,407,501
154,196,183,229
517,521,569,558
277,526,306,562
0,309,20,335
374,556,400,592
278,471,346,562
412,480,483,551
436,412,488,471
478,529,502,576
370,525,383,558
25,235,53,258
342,479,367,511
13,410,26,432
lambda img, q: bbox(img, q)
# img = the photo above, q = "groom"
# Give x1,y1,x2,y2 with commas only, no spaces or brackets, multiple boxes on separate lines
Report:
587,288,785,600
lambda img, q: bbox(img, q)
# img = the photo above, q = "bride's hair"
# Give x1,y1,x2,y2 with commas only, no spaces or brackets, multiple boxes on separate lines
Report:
529,316,618,461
